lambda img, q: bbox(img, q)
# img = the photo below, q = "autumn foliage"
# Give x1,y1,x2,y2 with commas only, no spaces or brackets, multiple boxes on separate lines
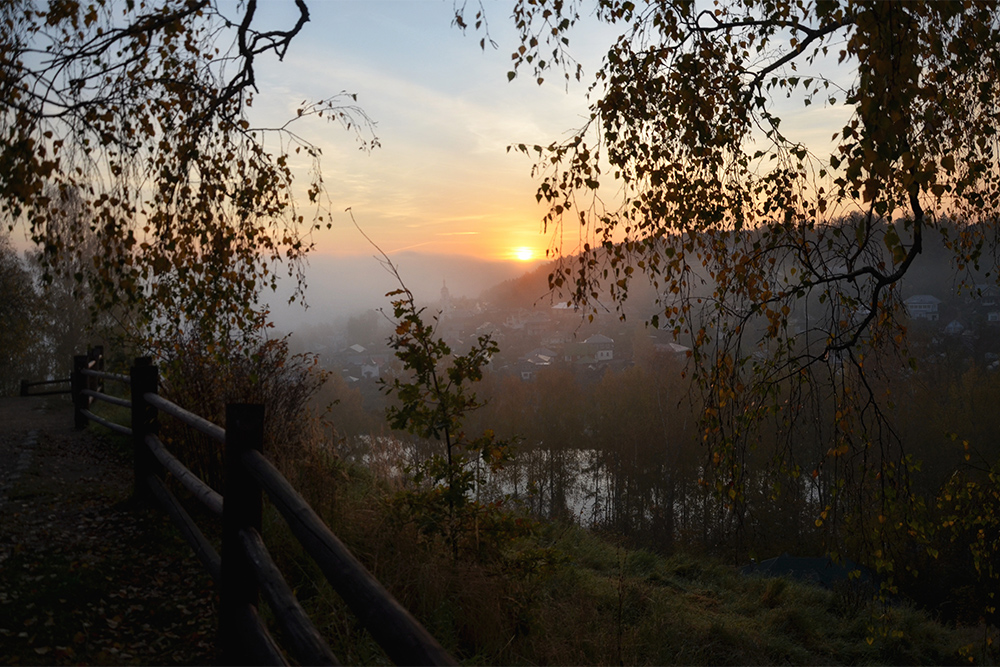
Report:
1,0,374,348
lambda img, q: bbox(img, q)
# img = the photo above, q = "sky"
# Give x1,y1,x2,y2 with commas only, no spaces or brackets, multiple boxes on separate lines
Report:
236,0,858,323
244,1,856,261
245,0,616,265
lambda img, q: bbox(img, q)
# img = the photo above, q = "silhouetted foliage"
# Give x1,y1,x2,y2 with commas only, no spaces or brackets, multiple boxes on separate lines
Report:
453,0,1000,607
0,233,43,393
2,0,375,348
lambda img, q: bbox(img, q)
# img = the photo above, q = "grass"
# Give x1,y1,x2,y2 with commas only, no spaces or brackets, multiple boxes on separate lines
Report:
256,455,997,666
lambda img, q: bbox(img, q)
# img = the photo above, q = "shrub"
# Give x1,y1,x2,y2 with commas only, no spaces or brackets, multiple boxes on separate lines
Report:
156,326,328,490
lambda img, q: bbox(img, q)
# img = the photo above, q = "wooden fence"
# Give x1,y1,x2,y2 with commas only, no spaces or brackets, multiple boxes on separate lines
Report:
53,351,455,666
18,346,105,399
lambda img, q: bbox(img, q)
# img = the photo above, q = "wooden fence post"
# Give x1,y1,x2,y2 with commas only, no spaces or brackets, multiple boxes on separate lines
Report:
72,354,88,430
130,357,160,503
219,403,265,665
19,379,28,397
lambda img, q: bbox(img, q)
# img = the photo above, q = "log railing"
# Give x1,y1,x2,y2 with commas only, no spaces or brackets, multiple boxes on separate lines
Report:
51,352,455,666
19,345,107,398
20,376,71,396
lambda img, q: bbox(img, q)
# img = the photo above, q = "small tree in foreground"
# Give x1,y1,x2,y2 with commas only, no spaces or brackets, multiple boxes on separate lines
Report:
382,279,518,560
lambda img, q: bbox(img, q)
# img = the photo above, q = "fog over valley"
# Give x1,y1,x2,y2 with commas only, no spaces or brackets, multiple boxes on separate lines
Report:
265,251,547,331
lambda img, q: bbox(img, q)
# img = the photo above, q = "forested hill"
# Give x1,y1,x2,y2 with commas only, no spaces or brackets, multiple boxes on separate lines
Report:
483,219,996,316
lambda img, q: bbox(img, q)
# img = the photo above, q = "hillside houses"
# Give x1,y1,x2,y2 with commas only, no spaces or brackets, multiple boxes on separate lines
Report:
902,286,1000,366
319,287,708,386
905,287,1000,332
307,270,1000,395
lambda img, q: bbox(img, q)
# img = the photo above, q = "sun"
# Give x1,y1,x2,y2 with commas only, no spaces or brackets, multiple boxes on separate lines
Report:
513,246,534,262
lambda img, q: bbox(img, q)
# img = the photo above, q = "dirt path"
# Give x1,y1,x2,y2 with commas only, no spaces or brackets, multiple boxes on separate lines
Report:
0,396,217,665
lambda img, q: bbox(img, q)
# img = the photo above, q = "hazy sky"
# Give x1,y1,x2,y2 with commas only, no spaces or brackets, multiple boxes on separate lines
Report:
246,0,856,268
247,0,617,264
8,1,859,323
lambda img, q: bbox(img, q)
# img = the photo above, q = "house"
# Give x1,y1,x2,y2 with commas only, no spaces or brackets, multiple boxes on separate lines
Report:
585,334,614,361
513,347,558,381
972,284,1000,307
513,359,539,381
904,294,941,321
970,285,1000,325
648,328,690,356
344,344,369,366
943,319,965,336
655,341,691,356
523,347,558,366
360,358,380,380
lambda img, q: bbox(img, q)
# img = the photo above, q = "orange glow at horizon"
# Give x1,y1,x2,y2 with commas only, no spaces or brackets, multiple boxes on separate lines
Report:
314,204,557,264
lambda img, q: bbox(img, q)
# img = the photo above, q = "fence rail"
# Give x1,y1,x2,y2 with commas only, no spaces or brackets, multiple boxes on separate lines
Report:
81,389,131,408
20,377,71,396
145,393,226,442
145,434,224,516
24,349,455,666
241,447,455,666
239,526,339,666
82,368,130,384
